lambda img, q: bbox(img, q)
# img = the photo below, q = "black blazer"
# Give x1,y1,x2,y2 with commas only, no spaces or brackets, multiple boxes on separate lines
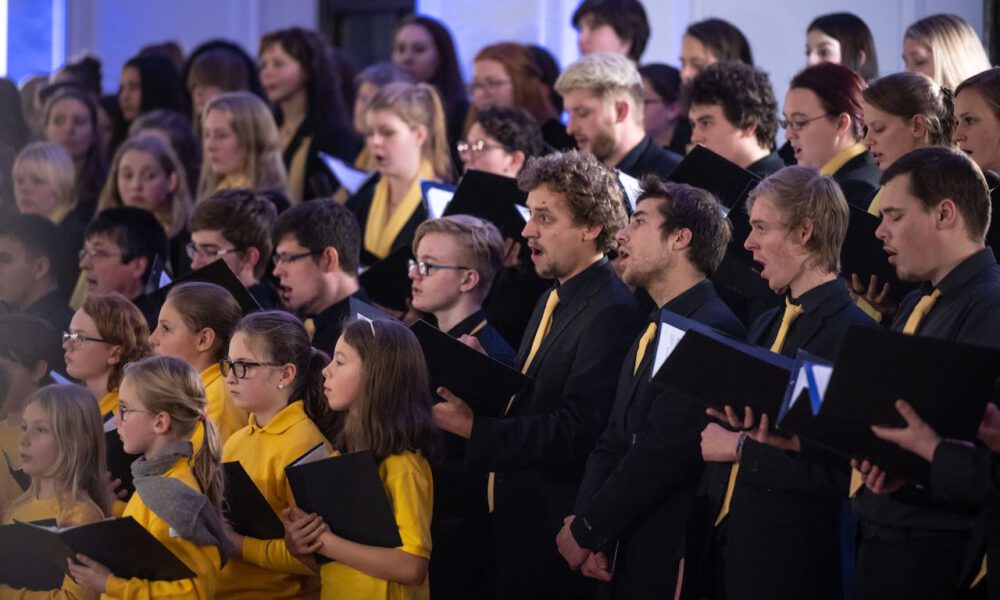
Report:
284,117,360,200
572,280,745,599
746,151,786,179
615,136,682,181
832,150,881,210
703,279,876,600
346,174,429,268
466,259,644,599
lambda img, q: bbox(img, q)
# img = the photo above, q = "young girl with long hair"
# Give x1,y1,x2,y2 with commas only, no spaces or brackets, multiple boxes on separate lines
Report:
67,355,232,598
215,310,339,598
286,318,438,599
148,282,246,444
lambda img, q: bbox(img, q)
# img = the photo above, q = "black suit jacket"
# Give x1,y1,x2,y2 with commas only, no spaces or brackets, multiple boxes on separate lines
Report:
466,259,644,599
703,279,876,600
831,151,881,210
616,136,682,181
572,280,745,599
346,174,429,268
284,116,361,200
746,151,786,179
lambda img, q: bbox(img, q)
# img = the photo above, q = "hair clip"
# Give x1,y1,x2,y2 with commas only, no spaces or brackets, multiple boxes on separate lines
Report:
356,313,376,338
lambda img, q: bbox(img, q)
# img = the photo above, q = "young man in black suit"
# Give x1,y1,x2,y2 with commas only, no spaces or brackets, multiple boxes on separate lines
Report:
851,147,1000,600
433,150,645,599
556,53,681,181
699,166,875,600
556,176,745,597
271,199,366,355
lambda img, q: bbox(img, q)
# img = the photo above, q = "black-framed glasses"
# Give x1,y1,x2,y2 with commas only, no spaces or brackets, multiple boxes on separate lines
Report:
778,114,832,132
272,250,321,267
62,331,111,347
78,248,123,262
219,357,282,379
456,139,507,156
185,242,240,261
465,79,511,95
407,259,470,277
117,404,150,421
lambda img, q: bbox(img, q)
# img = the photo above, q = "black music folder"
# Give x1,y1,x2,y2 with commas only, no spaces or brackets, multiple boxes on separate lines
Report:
651,309,794,423
841,206,917,304
443,169,530,241
222,461,284,540
0,517,194,590
358,245,413,313
144,257,261,316
410,319,531,415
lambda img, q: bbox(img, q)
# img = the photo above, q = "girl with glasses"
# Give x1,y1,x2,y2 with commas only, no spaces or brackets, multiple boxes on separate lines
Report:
67,356,230,599
214,310,338,598
148,282,246,444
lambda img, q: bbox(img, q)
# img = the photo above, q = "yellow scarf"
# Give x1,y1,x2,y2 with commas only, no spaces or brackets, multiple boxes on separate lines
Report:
819,143,867,177
364,161,436,260
216,174,251,191
867,187,884,216
48,204,72,225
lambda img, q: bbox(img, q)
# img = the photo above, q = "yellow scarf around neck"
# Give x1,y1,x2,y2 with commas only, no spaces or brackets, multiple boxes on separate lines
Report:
364,161,436,259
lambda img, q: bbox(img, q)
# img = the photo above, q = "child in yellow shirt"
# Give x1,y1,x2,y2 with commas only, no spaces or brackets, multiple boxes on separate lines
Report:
286,318,437,600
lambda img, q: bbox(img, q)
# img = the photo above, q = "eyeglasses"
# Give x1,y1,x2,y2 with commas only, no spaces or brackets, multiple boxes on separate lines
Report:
117,404,149,421
407,259,470,278
778,114,832,132
466,79,511,95
456,139,507,156
62,331,112,348
272,250,321,267
78,248,123,262
186,242,240,261
219,357,282,379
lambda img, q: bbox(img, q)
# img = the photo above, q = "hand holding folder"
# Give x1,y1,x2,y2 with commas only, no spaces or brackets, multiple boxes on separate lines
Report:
0,517,194,591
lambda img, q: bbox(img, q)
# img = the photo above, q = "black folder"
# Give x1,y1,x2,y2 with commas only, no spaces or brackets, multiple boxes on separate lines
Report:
410,319,532,415
0,517,195,590
651,310,794,423
443,169,530,242
358,245,414,313
144,257,261,316
784,326,1000,485
841,206,917,304
348,296,396,323
105,417,138,497
4,450,29,491
285,449,402,552
222,461,284,540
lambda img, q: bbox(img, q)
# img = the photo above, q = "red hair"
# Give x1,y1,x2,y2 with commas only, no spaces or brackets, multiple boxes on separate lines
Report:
464,42,558,135
790,63,867,141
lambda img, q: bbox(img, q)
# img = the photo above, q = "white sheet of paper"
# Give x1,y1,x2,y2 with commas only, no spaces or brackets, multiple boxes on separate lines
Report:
292,442,329,466
319,152,372,195
424,185,455,219
618,170,641,212
651,324,687,377
514,204,531,222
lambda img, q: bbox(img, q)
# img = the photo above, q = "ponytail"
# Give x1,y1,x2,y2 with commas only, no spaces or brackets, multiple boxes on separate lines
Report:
191,417,224,512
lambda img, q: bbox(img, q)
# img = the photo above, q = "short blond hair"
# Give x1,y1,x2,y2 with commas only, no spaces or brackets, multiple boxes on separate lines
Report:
13,142,77,215
906,14,991,89
555,53,644,122
746,166,849,274
412,215,504,296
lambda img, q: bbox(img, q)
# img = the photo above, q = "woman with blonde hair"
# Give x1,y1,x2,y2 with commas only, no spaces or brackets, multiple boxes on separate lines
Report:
13,141,87,293
904,14,991,90
347,81,452,267
98,135,194,275
197,91,288,202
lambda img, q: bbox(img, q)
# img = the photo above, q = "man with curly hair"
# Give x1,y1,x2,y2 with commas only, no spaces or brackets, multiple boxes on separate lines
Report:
688,61,785,177
433,150,644,599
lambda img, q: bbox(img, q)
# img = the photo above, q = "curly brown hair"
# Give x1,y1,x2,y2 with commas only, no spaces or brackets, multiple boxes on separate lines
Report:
517,150,626,253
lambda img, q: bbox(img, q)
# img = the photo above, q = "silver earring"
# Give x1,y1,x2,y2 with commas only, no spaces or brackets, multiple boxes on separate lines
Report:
277,383,285,389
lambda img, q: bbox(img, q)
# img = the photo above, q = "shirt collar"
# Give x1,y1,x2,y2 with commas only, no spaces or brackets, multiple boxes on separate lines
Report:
932,247,997,295
554,257,610,306
200,363,223,387
248,400,310,435
819,143,867,176
614,136,653,174
447,309,487,338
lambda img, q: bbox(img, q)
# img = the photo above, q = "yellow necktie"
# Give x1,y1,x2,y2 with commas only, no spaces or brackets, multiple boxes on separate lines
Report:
489,289,560,512
850,289,943,497
304,318,316,341
633,322,658,375
716,299,805,526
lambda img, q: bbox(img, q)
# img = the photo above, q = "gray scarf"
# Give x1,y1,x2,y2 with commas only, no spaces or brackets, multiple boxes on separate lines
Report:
132,440,234,566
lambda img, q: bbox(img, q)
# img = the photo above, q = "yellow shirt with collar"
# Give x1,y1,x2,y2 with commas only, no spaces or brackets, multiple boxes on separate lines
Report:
102,459,222,600
191,364,247,451
319,450,433,600
216,401,330,599
819,142,867,177
0,496,105,599
0,418,24,517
